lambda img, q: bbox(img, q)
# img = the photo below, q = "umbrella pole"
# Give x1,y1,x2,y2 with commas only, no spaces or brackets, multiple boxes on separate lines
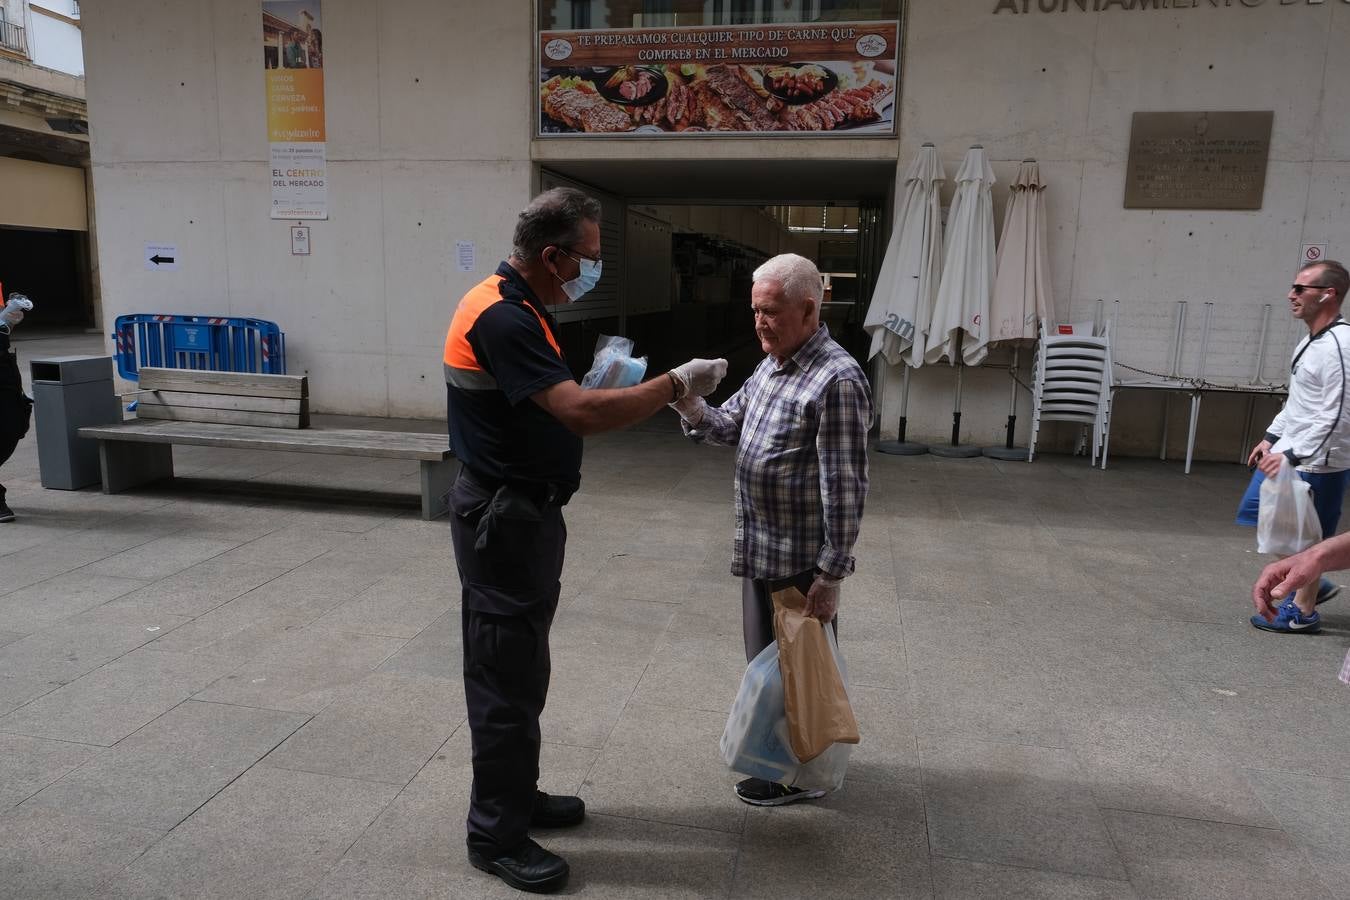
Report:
983,346,1032,462
930,334,981,458
899,365,911,442
876,363,930,456
951,362,963,446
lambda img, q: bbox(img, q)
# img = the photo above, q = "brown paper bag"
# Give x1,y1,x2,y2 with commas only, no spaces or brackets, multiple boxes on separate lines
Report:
771,586,860,763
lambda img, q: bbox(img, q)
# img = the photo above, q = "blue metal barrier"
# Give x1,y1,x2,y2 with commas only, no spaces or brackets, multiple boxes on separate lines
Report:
112,314,286,381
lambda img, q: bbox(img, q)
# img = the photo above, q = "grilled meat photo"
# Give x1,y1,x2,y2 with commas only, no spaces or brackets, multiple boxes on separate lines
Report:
703,65,777,131
780,80,889,131
541,64,892,134
544,87,635,133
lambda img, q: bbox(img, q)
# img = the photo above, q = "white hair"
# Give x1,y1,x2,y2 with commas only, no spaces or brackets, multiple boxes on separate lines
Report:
752,253,823,308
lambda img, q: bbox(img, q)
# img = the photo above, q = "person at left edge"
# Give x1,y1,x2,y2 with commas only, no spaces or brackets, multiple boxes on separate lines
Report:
0,301,32,523
443,186,727,895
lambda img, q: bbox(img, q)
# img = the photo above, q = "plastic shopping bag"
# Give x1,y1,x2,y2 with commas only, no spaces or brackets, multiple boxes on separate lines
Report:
1256,459,1322,556
772,587,860,763
580,334,648,390
719,634,854,792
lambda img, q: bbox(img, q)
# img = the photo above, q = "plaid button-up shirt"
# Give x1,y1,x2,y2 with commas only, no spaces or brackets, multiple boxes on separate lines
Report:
685,325,871,580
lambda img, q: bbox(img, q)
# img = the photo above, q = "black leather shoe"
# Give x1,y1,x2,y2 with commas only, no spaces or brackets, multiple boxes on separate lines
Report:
467,838,569,894
531,790,585,828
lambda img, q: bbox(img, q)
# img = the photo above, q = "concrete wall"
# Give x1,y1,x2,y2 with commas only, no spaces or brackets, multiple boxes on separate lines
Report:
0,156,86,230
27,1,83,76
80,0,1350,460
884,0,1350,457
0,45,83,97
82,0,535,416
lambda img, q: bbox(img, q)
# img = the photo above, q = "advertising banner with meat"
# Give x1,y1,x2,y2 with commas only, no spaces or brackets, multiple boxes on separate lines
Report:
538,22,899,137
263,1,327,219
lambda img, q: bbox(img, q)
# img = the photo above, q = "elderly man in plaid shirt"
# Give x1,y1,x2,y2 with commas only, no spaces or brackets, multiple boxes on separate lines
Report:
670,252,872,807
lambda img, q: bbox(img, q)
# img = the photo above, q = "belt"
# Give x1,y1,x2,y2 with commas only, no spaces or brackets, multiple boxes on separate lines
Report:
762,569,818,591
460,465,574,508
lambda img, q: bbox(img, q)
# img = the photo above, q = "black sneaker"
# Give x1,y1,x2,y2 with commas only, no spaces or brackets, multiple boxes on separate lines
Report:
0,499,12,523
531,790,585,828
467,838,569,894
734,777,827,807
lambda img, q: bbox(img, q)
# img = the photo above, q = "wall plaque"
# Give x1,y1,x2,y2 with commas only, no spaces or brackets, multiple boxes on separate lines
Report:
1124,111,1273,210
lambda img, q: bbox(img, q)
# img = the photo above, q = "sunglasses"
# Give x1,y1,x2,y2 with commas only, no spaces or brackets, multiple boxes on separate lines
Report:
1291,284,1332,295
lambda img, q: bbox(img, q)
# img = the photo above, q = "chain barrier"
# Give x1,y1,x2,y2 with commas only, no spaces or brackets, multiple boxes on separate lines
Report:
1112,361,1286,394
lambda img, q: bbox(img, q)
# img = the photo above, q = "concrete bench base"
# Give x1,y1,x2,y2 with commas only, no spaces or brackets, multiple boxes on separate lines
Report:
79,421,456,520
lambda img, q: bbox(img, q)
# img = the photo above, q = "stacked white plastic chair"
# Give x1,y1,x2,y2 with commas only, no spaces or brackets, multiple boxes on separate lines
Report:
1028,320,1114,466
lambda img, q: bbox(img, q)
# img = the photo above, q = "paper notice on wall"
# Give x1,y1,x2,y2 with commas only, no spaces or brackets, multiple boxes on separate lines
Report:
270,143,327,219
144,243,179,271
456,241,476,273
263,1,327,219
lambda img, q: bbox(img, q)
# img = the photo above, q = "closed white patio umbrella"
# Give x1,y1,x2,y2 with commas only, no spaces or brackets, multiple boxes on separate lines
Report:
862,143,946,455
990,160,1052,345
925,145,996,455
985,159,1054,461
864,143,945,368
925,145,996,368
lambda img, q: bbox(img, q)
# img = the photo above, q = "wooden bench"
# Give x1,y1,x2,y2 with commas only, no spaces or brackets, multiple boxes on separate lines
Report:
78,368,456,520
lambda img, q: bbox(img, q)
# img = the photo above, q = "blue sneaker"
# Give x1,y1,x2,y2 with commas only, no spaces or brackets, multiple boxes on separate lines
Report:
1251,598,1321,634
1317,579,1340,606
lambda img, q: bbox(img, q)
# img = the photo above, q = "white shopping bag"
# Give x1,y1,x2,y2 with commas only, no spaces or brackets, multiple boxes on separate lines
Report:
719,630,853,793
1257,458,1322,556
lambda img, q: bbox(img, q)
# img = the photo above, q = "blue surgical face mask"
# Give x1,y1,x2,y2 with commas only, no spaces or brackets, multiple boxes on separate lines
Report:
555,250,602,302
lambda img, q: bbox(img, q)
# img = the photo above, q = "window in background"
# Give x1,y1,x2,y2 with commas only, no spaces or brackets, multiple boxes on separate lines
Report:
539,0,899,30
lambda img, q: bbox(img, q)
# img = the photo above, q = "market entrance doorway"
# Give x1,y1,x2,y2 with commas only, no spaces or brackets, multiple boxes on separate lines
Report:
538,161,890,394
0,225,92,329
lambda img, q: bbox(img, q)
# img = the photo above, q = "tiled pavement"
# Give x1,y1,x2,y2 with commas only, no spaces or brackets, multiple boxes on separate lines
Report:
0,333,1347,899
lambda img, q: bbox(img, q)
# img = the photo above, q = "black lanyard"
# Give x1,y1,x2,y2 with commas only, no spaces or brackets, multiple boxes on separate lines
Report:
1291,319,1348,374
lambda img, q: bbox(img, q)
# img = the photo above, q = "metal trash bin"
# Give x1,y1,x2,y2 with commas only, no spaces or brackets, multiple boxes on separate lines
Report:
30,356,121,490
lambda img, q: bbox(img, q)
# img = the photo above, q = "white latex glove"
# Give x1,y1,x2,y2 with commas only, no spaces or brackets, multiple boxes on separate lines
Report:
803,573,841,623
669,393,707,425
0,309,19,334
669,357,728,399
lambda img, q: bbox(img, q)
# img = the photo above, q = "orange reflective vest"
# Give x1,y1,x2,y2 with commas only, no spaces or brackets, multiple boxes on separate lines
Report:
443,273,564,380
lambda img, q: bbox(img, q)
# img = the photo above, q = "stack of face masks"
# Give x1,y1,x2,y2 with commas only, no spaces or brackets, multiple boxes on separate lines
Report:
580,334,648,389
0,294,31,335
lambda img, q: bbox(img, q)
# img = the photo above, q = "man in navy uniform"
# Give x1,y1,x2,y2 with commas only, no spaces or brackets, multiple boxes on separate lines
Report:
442,186,726,893
0,297,32,523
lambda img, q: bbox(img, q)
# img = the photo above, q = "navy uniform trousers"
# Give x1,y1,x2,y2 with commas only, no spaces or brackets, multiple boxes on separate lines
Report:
447,470,566,854
0,345,32,498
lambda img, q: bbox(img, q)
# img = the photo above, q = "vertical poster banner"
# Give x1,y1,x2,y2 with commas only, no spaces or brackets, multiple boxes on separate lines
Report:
263,2,326,219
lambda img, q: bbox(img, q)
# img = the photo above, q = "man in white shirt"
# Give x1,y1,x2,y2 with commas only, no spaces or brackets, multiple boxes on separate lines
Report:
1239,260,1350,633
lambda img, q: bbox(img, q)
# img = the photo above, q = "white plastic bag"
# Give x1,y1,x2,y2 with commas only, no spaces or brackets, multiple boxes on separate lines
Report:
1257,459,1322,556
719,629,853,793
580,334,648,390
